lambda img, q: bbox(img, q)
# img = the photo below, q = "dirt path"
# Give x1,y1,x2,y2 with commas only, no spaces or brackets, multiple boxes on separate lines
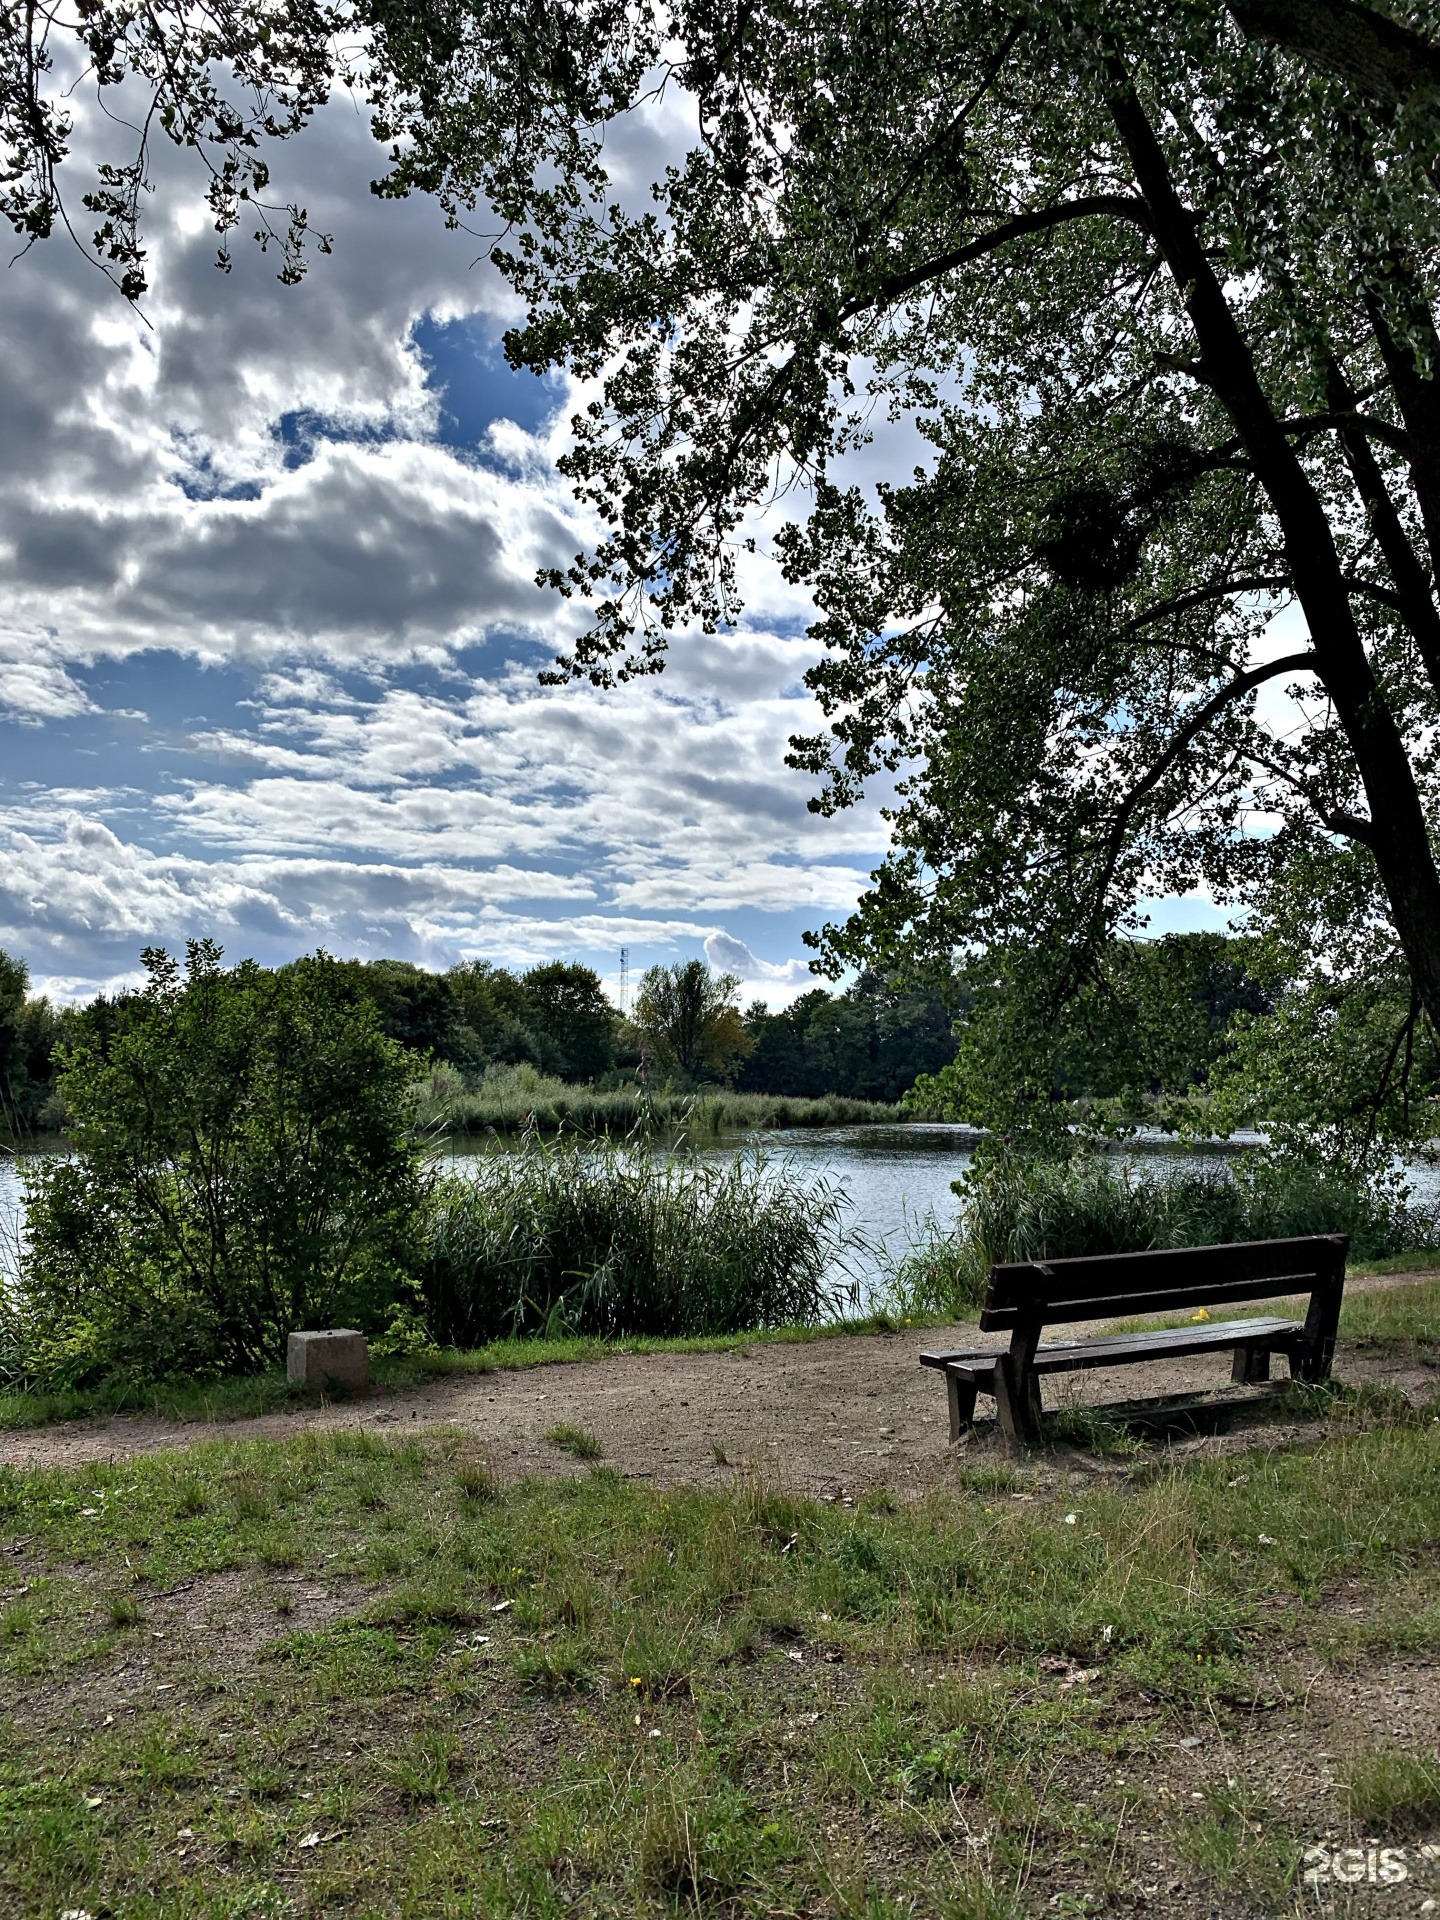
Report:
4,1270,1436,1493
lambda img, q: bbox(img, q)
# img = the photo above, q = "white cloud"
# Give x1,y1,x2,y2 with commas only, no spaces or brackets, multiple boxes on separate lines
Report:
704,931,815,987
0,75,901,997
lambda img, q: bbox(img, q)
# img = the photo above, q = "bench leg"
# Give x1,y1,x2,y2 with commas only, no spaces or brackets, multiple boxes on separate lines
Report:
994,1358,1041,1447
946,1372,979,1442
1232,1345,1271,1384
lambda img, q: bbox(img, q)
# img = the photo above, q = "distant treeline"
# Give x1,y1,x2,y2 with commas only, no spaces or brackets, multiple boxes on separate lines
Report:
0,932,1271,1136
737,976,960,1104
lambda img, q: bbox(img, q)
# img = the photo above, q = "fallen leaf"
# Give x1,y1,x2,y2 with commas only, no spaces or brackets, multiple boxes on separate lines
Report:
491,1600,512,1614
83,1795,103,1809
298,1831,323,1850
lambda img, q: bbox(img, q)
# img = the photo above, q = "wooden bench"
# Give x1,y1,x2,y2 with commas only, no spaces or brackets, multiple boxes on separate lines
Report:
920,1234,1348,1445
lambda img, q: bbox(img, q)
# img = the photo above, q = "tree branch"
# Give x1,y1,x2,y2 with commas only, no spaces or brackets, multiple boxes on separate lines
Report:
843,194,1152,320
1228,0,1440,105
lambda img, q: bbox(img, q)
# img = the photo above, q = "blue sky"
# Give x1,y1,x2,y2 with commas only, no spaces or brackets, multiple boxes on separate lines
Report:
0,86,1228,1005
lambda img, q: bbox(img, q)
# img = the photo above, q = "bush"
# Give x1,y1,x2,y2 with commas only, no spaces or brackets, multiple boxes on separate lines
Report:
887,1151,1437,1320
14,942,425,1386
417,1134,845,1344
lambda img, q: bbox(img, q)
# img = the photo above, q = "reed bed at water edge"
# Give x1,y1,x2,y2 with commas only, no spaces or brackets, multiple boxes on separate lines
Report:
410,1061,925,1135
417,1131,851,1346
886,1151,1440,1320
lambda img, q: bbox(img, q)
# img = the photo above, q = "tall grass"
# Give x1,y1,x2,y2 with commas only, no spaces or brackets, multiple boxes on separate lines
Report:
418,1133,849,1345
411,1061,927,1136
887,1153,1439,1320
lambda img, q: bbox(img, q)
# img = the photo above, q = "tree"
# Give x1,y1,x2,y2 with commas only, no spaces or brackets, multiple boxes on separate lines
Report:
632,961,751,1082
2,0,352,299
360,0,1440,1139
739,972,959,1100
18,941,423,1383
0,949,63,1133
521,962,618,1080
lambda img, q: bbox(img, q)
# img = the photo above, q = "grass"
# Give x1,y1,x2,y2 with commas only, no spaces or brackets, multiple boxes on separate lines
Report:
415,1061,933,1135
1345,1748,1440,1833
3,1397,1440,1915
545,1423,604,1460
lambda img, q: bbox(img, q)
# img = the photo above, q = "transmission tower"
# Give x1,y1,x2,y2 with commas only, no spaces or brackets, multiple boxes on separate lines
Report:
619,946,629,1017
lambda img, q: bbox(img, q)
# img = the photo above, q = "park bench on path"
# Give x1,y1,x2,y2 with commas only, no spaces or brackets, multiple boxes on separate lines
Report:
920,1233,1349,1445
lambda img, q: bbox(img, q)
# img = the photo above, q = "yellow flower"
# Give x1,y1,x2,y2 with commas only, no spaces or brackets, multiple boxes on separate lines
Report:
1192,1308,1210,1323
629,1676,644,1688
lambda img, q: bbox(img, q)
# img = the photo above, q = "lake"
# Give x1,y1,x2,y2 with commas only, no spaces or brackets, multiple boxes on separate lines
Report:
4,1124,1432,1312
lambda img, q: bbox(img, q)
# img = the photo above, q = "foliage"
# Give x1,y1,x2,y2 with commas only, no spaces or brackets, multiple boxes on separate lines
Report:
912,934,1270,1148
0,949,64,1134
14,942,425,1386
352,958,621,1085
355,0,1440,1146
2,0,348,299
740,969,959,1102
887,1152,1435,1320
1205,842,1440,1172
416,1135,846,1345
632,961,751,1084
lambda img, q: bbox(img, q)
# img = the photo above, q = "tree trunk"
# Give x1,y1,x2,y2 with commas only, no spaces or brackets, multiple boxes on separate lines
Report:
1106,68,1440,1034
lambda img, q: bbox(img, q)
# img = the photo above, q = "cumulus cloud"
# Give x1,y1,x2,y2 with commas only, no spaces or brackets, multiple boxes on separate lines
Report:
704,932,815,988
0,73,900,998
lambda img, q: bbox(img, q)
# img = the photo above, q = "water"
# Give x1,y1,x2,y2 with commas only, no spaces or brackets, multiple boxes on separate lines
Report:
11,1126,1437,1315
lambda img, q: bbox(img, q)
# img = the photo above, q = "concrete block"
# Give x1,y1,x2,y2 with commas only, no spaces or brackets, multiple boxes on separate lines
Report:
287,1328,369,1390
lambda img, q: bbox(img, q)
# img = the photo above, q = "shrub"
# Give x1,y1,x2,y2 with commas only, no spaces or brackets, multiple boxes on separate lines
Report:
417,1134,845,1344
15,941,425,1386
887,1151,1436,1320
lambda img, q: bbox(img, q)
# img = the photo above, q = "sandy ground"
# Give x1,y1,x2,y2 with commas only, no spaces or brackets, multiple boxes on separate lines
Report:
4,1270,1436,1492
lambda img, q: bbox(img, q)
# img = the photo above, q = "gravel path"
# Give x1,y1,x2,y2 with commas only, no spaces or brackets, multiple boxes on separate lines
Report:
3,1271,1435,1493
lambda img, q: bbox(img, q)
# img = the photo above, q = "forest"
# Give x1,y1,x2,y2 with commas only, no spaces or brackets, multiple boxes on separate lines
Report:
0,931,1283,1136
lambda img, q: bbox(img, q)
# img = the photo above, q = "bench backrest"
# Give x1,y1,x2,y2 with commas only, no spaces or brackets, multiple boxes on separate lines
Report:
978,1234,1348,1332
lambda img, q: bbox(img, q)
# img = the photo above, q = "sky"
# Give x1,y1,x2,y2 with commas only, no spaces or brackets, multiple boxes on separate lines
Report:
0,73,1228,1008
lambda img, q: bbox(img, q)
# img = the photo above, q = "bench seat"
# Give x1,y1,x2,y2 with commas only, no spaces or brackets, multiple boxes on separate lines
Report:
919,1235,1347,1444
921,1316,1305,1438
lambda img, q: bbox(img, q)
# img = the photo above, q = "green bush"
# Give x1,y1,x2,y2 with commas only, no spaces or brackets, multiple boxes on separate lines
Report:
887,1152,1437,1320
14,942,425,1387
417,1135,845,1344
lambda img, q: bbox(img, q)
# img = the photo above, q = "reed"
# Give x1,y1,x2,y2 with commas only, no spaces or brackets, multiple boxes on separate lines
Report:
886,1152,1438,1320
410,1061,926,1136
417,1133,848,1345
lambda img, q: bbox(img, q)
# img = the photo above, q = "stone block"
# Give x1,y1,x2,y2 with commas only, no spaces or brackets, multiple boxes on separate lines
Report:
287,1328,369,1390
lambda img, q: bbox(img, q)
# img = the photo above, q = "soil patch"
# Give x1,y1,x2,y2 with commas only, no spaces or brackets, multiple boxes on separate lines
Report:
4,1271,1436,1492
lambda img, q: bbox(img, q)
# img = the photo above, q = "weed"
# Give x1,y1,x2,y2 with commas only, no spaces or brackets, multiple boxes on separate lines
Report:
516,1637,595,1696
385,1728,461,1803
455,1461,499,1504
1345,1747,1440,1832
546,1423,603,1460
105,1591,142,1629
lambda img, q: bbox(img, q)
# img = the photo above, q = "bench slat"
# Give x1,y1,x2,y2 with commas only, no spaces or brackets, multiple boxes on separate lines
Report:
926,1315,1301,1377
982,1234,1344,1323
923,1314,1300,1373
979,1269,1338,1330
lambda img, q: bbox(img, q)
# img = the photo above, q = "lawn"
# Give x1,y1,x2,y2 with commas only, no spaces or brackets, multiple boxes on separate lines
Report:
4,1373,1440,1916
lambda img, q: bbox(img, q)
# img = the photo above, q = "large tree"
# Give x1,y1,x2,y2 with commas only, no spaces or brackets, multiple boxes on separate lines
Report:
358,0,1440,1132
21,0,1440,1141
